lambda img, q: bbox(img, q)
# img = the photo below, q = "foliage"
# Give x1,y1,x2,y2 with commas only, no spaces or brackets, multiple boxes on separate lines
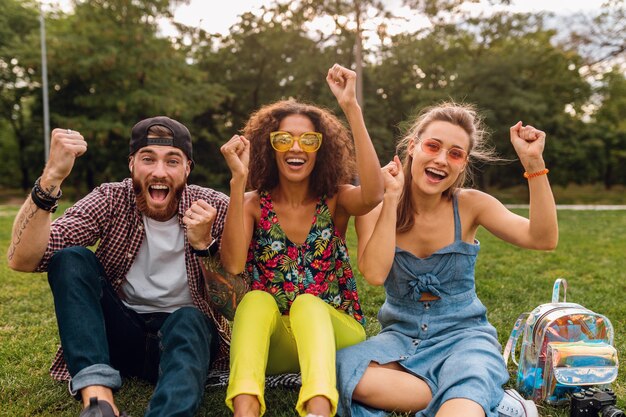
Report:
568,0,626,67
368,11,593,187
37,0,228,192
591,69,626,188
0,0,624,193
0,0,41,190
196,7,335,131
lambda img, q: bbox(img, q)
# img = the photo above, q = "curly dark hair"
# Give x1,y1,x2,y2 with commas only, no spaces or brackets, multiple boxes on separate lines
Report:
243,99,357,198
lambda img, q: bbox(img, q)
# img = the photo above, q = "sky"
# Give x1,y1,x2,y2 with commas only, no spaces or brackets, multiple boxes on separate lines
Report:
169,0,607,35
48,0,607,38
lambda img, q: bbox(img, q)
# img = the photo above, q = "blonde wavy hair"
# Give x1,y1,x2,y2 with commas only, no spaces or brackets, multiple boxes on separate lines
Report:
395,102,500,232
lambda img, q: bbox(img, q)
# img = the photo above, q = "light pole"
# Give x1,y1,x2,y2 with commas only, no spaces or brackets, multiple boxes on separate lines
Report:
40,3,50,162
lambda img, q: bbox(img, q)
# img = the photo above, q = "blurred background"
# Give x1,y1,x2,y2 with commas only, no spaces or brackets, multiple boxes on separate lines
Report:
1,0,624,202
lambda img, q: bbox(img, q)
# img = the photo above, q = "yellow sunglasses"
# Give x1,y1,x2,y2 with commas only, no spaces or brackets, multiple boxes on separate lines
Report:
270,131,323,153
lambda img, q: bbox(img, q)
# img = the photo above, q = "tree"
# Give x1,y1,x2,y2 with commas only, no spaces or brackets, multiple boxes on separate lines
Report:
368,12,592,188
0,0,40,190
1,0,620,191
195,6,346,126
592,68,626,188
35,0,228,192
284,0,392,107
568,0,625,68
181,5,343,189
292,0,513,107
454,13,592,186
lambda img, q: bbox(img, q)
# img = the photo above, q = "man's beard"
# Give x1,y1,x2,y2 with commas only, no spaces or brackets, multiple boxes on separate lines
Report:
132,174,185,221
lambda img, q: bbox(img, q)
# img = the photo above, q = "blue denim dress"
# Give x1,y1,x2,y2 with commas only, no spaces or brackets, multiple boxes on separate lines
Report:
336,194,509,417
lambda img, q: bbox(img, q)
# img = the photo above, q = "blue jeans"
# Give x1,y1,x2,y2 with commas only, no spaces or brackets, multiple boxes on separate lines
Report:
47,246,218,417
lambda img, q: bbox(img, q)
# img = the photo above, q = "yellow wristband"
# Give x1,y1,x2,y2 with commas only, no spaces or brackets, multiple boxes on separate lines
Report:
523,168,549,179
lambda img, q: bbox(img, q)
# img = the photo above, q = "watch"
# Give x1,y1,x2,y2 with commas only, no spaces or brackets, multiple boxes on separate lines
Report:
191,238,218,257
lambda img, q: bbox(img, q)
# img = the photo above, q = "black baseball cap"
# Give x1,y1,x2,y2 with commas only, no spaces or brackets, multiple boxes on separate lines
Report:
129,116,194,170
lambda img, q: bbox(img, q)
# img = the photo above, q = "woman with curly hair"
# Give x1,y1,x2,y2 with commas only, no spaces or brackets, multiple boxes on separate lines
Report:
219,63,384,417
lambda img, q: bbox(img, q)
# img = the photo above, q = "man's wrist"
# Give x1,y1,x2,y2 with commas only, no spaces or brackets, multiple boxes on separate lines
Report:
191,238,218,257
40,169,66,189
31,176,62,213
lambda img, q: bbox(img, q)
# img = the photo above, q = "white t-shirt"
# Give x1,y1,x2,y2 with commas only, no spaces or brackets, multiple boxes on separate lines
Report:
122,215,193,313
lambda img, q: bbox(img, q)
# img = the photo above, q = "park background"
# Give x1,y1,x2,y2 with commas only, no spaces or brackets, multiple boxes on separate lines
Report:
1,0,625,416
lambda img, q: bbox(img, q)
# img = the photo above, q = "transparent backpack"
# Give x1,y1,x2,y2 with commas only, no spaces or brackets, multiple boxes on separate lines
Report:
502,278,618,405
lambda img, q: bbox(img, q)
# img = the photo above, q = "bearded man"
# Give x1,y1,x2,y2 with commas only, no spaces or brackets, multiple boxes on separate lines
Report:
7,117,246,417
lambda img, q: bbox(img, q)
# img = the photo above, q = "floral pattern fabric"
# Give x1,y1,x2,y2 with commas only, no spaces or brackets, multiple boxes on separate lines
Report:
245,191,365,325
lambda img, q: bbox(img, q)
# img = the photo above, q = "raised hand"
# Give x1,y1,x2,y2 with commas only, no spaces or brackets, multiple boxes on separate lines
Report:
183,199,217,250
382,155,404,199
45,128,87,183
326,63,358,109
220,134,250,179
510,121,546,172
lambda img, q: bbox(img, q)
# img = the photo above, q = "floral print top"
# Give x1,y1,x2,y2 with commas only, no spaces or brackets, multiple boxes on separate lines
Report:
245,191,365,325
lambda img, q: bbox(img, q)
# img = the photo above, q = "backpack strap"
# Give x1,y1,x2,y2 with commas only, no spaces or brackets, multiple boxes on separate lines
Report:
502,312,529,366
552,278,568,303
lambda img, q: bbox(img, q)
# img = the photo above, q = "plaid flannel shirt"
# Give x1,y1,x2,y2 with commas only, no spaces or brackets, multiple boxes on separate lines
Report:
36,178,231,381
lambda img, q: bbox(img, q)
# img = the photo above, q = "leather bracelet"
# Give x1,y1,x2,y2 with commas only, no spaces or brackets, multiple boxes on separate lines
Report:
34,176,62,200
30,187,58,213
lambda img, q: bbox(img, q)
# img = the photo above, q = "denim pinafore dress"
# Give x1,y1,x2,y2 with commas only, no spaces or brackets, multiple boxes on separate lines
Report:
336,194,509,417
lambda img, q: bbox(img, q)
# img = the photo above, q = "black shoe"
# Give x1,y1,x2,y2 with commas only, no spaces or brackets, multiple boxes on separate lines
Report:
79,397,130,417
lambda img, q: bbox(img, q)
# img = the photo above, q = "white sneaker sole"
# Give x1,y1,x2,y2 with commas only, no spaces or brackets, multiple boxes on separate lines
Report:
498,389,538,417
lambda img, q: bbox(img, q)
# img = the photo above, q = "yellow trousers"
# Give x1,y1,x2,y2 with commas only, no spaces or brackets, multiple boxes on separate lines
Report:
225,290,366,416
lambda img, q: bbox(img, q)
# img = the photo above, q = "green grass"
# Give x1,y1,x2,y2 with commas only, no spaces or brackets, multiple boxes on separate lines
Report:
489,183,626,205
1,206,625,416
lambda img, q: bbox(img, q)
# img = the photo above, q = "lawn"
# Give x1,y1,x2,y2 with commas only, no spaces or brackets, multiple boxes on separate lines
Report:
0,205,624,416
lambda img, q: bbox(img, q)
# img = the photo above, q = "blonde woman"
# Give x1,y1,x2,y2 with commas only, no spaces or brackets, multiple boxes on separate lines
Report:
336,103,557,417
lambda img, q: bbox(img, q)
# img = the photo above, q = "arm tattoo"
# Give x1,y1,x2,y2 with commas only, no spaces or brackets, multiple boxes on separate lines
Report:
7,199,39,261
200,256,250,321
43,183,58,197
